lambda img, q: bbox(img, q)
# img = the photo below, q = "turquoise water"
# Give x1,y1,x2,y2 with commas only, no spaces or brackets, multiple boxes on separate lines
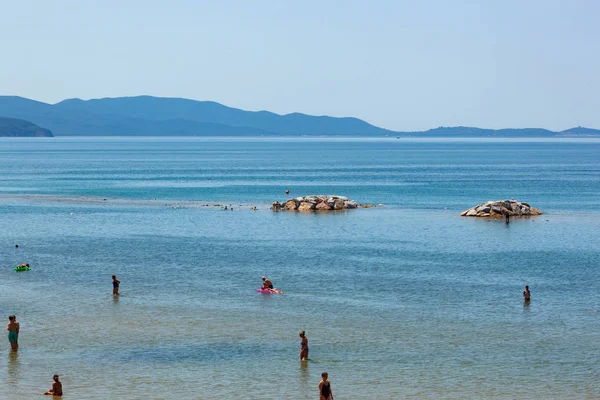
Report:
0,137,599,399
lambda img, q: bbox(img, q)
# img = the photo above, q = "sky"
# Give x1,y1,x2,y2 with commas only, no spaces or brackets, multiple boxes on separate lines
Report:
1,0,599,131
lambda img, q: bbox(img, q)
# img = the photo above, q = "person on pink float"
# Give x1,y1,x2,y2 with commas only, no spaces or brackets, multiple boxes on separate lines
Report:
261,276,273,290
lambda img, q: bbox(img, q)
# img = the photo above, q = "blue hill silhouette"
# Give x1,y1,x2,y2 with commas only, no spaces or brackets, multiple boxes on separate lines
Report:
0,117,53,137
0,95,598,137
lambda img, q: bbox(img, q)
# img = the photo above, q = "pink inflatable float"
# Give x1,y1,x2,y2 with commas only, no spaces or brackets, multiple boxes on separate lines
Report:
256,288,283,294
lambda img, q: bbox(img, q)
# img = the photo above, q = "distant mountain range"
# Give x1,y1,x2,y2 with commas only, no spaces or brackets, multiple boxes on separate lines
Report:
0,95,598,137
0,117,53,137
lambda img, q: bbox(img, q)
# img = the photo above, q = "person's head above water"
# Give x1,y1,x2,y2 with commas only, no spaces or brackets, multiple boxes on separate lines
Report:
321,372,328,380
8,315,14,321
112,275,116,279
299,330,305,337
262,276,266,281
53,375,59,382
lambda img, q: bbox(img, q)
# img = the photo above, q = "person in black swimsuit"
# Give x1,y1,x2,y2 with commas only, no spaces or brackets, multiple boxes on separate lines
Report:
319,372,333,400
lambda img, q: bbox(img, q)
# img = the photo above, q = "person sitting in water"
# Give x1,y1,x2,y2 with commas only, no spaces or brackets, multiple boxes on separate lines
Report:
261,276,273,290
44,374,63,396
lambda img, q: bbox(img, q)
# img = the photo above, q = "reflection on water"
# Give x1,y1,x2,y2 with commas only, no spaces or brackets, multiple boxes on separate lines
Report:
7,351,19,384
299,359,309,381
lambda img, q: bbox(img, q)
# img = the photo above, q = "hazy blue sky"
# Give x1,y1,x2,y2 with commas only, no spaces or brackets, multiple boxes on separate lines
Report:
1,0,598,131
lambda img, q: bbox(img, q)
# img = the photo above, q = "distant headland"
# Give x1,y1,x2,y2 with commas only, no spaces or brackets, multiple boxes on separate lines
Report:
1,95,598,137
0,117,53,137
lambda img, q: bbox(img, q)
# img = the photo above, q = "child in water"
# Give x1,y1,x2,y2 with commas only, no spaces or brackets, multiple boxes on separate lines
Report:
319,372,334,400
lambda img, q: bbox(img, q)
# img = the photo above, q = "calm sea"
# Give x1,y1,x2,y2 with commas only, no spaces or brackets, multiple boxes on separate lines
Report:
0,137,599,399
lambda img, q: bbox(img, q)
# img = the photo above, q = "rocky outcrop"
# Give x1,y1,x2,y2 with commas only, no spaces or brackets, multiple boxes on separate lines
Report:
272,195,369,212
460,200,543,218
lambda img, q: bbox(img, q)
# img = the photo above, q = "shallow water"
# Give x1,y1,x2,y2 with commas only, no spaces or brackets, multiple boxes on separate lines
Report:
0,137,599,399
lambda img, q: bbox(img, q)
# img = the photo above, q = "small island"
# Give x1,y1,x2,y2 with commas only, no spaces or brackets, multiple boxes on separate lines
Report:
0,117,54,137
272,195,371,211
460,200,543,218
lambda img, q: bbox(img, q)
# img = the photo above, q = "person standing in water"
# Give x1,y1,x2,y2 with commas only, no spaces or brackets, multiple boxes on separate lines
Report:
7,315,19,351
44,374,63,396
112,275,120,295
523,285,531,302
12,315,19,342
319,372,334,400
299,330,309,360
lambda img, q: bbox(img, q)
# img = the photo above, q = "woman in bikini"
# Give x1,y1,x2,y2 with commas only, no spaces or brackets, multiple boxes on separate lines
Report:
299,330,309,360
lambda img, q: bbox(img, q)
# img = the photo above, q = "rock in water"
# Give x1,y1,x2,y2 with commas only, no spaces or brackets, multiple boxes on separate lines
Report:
298,201,316,211
461,200,543,218
272,195,372,212
285,199,298,210
315,201,332,211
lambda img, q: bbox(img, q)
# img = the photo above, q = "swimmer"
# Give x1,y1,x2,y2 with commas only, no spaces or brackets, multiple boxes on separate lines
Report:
299,330,309,360
285,189,290,195
261,276,273,290
44,374,63,396
112,275,120,295
319,372,334,400
523,285,531,302
7,315,19,351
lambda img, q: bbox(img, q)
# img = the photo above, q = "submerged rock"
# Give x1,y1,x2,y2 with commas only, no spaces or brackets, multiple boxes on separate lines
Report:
460,200,543,218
